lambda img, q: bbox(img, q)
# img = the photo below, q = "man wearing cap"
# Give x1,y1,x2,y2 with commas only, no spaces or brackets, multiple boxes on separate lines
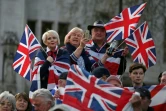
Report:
133,87,154,111
91,66,110,81
86,20,127,75
129,63,147,88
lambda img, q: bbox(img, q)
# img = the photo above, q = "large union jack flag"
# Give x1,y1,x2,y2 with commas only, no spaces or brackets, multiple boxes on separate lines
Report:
125,21,156,68
104,3,146,43
63,65,134,111
125,85,166,111
12,25,41,81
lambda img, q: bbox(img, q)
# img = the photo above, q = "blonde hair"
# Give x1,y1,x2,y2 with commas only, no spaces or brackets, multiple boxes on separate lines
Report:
42,30,60,45
64,27,84,44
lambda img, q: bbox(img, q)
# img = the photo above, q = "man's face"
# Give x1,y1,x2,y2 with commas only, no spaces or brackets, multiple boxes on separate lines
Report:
160,75,166,85
91,27,106,42
33,97,51,111
141,97,151,111
129,68,145,85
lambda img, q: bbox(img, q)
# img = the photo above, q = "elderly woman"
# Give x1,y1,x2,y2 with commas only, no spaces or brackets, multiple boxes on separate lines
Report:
33,30,70,90
0,91,16,111
15,92,32,111
63,27,109,72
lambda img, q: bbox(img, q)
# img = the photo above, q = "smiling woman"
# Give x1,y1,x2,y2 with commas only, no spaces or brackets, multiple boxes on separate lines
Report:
33,30,70,89
15,92,32,111
0,91,16,111
62,27,108,72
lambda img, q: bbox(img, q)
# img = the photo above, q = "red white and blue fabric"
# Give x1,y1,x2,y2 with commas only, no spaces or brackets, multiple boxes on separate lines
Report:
12,25,41,81
125,85,166,111
29,48,70,99
86,40,124,75
63,65,134,111
104,3,146,43
125,21,156,68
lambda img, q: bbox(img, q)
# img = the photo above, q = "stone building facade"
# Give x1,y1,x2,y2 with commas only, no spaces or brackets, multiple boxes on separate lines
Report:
0,0,165,93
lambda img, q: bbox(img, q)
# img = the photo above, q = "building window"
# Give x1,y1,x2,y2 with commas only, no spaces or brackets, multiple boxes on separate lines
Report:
58,22,70,46
27,20,36,35
41,21,53,47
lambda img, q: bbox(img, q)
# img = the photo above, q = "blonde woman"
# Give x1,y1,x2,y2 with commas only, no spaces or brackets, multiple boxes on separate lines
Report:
63,27,109,72
33,30,70,90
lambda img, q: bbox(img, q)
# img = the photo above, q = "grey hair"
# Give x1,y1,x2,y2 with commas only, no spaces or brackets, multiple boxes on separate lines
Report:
42,30,60,45
0,91,16,111
162,71,166,76
32,88,55,107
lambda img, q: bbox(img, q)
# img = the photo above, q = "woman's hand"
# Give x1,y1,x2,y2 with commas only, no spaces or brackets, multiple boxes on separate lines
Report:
79,38,89,48
47,56,54,63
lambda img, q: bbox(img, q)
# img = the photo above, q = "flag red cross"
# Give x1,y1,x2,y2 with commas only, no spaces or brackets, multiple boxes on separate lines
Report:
105,7,144,38
125,24,156,67
67,68,124,109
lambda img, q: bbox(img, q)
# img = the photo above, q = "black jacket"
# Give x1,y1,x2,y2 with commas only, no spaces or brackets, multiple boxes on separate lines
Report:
39,48,70,88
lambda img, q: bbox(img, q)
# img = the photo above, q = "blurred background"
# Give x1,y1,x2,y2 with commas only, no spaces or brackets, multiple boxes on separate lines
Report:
0,0,165,94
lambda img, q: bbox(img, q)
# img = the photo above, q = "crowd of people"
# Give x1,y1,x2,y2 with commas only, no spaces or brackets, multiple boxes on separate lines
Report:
0,20,166,111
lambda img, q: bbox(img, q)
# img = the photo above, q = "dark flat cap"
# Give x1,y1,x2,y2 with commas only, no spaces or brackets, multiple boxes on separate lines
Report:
91,66,110,78
135,87,151,99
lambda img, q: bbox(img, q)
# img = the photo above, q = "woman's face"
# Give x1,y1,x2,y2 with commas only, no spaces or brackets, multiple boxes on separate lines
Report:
0,99,13,111
69,31,83,47
16,97,28,111
45,33,58,49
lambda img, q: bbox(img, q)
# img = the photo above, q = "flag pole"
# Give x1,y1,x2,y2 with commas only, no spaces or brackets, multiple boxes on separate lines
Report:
40,45,48,56
116,39,126,49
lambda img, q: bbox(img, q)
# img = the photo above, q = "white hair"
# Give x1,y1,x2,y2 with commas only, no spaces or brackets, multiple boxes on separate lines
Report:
0,91,16,111
42,30,60,45
32,88,55,107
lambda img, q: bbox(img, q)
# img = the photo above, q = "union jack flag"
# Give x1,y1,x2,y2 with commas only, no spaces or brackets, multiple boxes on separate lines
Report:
63,65,134,111
105,3,146,43
12,25,41,81
125,21,156,68
125,85,166,111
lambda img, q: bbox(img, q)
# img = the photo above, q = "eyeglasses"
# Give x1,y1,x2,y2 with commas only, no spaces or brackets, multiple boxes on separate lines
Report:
0,102,12,107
